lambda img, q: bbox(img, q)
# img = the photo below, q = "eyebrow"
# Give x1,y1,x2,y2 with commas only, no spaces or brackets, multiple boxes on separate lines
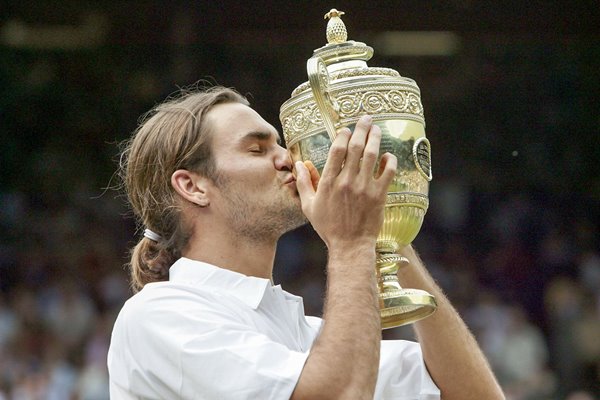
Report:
242,131,282,145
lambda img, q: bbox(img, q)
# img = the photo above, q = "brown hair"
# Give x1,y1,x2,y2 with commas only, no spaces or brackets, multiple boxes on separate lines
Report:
119,86,249,292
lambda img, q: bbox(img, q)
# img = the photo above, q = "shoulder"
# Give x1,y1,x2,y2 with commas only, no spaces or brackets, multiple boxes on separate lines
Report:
108,282,310,399
108,281,252,395
114,282,247,335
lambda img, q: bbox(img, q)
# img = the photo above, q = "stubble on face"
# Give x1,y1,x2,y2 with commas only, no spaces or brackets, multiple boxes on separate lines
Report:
214,173,307,244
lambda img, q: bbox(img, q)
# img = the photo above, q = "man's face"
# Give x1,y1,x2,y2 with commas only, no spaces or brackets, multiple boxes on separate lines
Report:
205,102,306,242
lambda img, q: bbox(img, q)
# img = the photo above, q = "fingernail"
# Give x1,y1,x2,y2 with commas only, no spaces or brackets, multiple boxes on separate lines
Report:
361,114,372,124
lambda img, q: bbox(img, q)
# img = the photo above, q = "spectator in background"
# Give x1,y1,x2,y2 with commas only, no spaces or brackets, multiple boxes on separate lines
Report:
495,305,553,399
545,276,589,395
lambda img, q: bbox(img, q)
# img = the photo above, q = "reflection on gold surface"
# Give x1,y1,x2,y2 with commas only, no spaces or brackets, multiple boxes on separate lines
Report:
280,9,437,328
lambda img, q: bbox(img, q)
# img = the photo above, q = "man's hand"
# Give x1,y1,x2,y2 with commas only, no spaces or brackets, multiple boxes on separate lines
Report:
295,115,397,251
290,115,395,399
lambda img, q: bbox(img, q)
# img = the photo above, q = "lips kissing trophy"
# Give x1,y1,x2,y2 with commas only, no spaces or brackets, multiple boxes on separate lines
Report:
280,9,437,328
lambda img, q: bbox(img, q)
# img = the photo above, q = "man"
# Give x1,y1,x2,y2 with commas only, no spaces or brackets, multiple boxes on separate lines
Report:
108,86,504,399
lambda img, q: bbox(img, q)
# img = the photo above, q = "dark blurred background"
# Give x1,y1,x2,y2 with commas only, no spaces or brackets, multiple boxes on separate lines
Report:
0,1,598,399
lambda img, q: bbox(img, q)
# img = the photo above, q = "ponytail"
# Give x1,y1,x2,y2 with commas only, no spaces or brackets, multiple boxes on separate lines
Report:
129,236,175,293
119,86,249,292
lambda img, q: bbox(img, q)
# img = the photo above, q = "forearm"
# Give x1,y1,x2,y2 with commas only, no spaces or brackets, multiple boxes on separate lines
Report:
292,243,381,400
398,246,505,400
292,116,394,399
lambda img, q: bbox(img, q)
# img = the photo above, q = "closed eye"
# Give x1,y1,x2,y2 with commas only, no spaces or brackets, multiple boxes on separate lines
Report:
248,146,264,154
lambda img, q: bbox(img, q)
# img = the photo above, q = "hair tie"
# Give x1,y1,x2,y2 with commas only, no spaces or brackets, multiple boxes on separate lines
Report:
144,229,162,242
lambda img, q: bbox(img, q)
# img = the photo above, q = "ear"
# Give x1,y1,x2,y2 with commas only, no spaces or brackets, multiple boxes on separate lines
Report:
171,169,211,207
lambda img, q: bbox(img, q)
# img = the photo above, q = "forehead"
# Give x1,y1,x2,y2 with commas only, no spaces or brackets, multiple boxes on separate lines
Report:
206,102,278,146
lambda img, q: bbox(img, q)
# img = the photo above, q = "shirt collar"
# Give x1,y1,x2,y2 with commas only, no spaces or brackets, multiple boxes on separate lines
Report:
168,257,271,309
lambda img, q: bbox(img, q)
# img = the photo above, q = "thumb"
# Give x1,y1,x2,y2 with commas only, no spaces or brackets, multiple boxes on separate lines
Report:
304,160,321,190
294,161,316,203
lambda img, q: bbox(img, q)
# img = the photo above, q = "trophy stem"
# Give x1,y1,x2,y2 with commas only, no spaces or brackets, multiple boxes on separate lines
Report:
376,246,437,329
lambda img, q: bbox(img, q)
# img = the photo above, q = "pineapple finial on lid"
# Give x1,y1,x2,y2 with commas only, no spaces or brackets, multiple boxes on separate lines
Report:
324,9,347,44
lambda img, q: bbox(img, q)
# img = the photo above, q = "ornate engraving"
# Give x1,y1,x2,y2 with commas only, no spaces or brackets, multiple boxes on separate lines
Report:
336,93,361,115
282,103,322,142
291,82,311,97
376,254,404,265
318,61,329,87
388,90,408,110
290,110,308,131
334,89,424,119
282,85,425,147
291,67,401,97
380,291,409,300
407,92,423,115
333,67,399,81
385,192,429,209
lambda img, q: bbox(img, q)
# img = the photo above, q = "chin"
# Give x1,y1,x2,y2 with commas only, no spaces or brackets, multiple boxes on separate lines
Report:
281,202,306,230
282,214,308,235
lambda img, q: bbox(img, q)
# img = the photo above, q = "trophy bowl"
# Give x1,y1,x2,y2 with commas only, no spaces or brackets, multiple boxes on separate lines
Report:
280,9,437,329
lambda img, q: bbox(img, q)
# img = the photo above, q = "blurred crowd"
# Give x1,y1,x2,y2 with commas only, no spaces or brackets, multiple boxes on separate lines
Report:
0,180,597,399
0,3,598,398
0,189,132,399
277,185,600,400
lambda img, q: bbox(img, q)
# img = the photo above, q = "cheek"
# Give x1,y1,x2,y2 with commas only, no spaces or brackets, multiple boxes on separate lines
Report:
215,159,277,189
236,164,275,182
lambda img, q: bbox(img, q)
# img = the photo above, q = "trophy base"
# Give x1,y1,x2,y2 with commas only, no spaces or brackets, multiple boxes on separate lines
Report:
379,288,437,329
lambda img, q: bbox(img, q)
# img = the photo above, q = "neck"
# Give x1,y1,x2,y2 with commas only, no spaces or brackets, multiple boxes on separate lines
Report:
182,226,279,280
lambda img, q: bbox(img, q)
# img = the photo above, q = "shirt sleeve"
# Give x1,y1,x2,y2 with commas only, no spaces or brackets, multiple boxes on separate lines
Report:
374,340,441,400
109,288,309,400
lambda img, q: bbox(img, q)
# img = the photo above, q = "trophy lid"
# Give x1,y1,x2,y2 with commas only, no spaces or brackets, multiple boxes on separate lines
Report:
312,9,374,65
289,9,402,98
281,8,425,148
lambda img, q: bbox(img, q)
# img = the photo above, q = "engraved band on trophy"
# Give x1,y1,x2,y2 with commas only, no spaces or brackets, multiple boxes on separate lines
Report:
280,9,437,328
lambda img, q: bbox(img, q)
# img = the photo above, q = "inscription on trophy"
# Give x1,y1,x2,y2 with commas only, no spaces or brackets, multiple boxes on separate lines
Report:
301,131,331,171
413,137,432,181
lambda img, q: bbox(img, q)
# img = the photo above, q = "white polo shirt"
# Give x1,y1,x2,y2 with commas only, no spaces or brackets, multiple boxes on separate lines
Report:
107,258,440,399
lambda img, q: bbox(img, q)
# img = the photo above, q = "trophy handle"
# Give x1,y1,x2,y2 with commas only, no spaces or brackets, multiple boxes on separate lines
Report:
307,56,340,143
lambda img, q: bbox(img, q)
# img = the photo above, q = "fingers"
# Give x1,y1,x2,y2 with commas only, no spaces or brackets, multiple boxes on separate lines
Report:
344,115,373,172
376,152,398,189
294,161,316,203
304,160,321,190
359,123,382,179
318,115,392,192
320,127,351,182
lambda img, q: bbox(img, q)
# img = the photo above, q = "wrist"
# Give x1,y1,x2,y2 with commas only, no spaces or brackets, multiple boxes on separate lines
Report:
327,239,377,259
327,240,377,276
396,245,439,293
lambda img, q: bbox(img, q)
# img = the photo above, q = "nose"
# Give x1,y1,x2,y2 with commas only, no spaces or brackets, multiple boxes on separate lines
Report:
274,144,293,172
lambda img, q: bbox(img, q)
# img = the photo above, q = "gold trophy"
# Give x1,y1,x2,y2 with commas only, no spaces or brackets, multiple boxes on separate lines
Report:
280,9,437,328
